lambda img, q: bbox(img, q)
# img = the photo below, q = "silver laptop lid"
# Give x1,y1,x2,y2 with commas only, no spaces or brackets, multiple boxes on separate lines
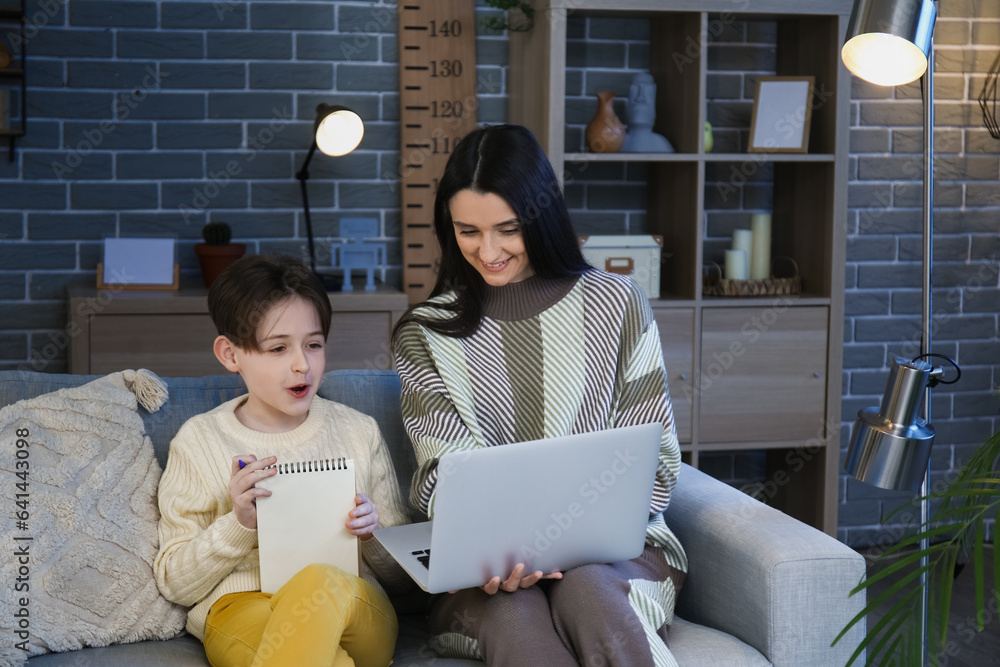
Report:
426,422,662,594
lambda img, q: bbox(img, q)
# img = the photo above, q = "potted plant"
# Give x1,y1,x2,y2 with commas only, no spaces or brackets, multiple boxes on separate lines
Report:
482,0,534,32
194,221,246,288
835,406,1000,666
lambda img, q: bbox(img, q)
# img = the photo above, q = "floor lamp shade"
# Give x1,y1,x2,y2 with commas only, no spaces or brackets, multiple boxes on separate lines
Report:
845,358,936,492
842,0,936,86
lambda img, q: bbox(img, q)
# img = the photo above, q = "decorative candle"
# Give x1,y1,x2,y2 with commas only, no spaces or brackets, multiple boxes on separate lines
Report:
750,213,772,280
732,229,753,257
725,249,748,280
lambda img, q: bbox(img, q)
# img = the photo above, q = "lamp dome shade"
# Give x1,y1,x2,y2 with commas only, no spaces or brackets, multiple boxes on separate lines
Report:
314,106,364,157
841,0,936,87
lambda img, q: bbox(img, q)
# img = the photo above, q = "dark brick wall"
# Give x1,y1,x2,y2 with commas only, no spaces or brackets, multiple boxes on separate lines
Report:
0,1,996,543
0,0,508,374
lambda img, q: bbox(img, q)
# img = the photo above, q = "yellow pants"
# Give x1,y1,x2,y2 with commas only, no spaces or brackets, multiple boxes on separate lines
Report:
203,563,398,667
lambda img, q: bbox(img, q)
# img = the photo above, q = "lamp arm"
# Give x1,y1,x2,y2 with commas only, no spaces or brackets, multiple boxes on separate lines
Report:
297,141,320,273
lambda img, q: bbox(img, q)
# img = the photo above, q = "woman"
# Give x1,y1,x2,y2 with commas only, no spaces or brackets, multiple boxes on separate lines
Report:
392,124,686,666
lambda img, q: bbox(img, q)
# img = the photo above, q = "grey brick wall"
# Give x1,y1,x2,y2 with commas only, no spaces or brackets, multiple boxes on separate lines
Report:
840,3,1000,548
0,0,508,374
0,1,996,543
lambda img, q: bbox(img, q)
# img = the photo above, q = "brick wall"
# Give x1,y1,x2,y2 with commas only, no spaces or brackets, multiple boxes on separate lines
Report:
0,0,508,375
0,0,997,544
841,0,1000,546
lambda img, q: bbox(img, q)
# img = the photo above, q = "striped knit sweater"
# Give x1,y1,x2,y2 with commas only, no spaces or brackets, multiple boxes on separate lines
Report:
393,270,687,573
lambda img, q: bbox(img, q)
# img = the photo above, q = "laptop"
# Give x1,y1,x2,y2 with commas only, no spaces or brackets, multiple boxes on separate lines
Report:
373,422,662,594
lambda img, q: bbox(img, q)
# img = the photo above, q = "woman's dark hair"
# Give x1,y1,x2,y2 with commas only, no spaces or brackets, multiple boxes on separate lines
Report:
207,254,332,352
400,124,590,338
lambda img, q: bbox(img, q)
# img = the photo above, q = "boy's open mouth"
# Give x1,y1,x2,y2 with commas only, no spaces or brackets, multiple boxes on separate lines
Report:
289,384,309,398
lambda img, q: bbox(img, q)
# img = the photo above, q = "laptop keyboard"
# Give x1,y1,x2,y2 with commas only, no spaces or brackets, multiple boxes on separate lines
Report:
412,548,431,569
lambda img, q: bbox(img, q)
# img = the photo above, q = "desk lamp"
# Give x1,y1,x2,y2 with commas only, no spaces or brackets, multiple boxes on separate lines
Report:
296,104,365,290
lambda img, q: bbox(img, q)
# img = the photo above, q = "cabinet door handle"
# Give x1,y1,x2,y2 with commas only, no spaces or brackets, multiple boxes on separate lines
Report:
679,373,688,381
813,371,822,378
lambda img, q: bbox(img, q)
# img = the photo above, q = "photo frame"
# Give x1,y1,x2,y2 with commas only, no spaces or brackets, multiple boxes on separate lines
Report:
748,76,816,154
97,238,179,291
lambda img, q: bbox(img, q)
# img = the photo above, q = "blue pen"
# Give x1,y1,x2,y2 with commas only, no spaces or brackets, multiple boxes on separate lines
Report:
239,459,247,470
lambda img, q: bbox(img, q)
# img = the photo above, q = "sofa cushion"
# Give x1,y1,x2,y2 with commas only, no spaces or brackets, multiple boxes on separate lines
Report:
25,635,209,666
0,371,186,663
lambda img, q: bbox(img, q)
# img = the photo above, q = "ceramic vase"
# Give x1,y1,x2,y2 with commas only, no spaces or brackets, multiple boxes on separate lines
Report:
585,91,625,153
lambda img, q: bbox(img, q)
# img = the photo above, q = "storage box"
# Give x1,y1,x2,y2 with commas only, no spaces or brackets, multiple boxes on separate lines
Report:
579,235,663,300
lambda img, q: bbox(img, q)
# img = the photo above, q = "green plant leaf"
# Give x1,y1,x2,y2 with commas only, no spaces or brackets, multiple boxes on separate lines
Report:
994,507,1000,612
866,600,915,667
973,515,986,631
936,545,958,645
854,548,937,593
841,425,1000,667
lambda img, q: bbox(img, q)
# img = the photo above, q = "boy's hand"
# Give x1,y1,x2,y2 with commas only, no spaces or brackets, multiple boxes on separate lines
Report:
347,493,380,541
229,455,277,530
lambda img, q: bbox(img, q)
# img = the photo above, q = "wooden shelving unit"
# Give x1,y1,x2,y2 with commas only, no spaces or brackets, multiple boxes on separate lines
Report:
510,0,851,535
0,0,27,161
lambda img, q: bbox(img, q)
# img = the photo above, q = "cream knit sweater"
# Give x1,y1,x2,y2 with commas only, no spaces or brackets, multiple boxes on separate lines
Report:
153,396,412,640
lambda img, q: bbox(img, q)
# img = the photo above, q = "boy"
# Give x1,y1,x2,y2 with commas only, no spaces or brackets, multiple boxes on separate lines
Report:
154,254,410,667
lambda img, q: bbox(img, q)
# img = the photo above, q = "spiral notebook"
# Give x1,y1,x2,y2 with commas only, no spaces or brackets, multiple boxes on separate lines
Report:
255,457,358,594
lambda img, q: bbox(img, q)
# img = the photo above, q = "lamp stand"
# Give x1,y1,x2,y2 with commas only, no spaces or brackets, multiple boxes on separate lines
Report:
296,142,342,291
918,39,935,666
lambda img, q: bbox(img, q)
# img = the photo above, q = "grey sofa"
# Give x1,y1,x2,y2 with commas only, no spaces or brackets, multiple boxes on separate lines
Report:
1,369,865,666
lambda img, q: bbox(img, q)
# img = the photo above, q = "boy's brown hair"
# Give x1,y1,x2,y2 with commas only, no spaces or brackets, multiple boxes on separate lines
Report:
207,254,332,353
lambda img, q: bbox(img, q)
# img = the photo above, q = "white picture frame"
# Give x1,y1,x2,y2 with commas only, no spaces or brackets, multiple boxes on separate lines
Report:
99,238,179,290
748,76,816,154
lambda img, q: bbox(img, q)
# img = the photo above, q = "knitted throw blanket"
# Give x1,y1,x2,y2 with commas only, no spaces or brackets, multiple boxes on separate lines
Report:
0,370,186,666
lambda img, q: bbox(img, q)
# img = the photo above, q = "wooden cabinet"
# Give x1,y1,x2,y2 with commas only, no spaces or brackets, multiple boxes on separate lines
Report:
68,283,409,378
699,306,828,443
509,0,849,533
654,308,694,444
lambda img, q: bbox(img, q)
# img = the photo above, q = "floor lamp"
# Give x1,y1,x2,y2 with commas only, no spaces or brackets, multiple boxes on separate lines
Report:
296,104,365,290
841,0,940,663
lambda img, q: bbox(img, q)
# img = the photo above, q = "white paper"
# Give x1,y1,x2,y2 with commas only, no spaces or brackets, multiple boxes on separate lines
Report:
103,238,175,285
256,458,358,594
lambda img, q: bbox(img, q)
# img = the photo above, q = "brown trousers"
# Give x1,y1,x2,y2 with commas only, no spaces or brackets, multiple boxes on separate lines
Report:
427,545,685,666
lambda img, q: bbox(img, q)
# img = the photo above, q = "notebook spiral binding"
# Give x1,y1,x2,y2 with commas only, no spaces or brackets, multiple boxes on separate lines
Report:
269,457,349,475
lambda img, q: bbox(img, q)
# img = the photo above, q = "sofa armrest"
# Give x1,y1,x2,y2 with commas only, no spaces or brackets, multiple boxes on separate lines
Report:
664,464,866,667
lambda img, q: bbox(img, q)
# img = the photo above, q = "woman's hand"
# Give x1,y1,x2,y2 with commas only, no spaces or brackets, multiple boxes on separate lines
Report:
477,563,563,595
347,493,380,541
229,455,277,530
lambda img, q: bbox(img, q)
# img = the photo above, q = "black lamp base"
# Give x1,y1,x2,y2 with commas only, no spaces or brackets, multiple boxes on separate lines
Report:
315,271,343,292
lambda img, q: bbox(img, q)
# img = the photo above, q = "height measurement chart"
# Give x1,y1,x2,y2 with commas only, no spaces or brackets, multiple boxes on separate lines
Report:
398,1,477,304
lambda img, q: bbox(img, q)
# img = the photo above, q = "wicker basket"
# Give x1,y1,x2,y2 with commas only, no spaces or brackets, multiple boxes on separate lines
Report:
702,256,801,298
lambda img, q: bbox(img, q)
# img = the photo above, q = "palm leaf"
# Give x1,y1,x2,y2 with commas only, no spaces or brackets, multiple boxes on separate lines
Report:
836,426,1000,666
973,515,986,631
